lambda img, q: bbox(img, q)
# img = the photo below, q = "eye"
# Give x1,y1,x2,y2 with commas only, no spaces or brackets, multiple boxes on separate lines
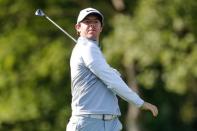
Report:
83,20,91,24
82,19,100,24
95,20,99,23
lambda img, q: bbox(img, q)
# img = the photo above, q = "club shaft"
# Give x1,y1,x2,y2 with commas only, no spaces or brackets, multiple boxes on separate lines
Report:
45,15,77,43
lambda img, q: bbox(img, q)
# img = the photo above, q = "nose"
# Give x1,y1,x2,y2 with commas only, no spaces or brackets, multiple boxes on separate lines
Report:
89,23,95,29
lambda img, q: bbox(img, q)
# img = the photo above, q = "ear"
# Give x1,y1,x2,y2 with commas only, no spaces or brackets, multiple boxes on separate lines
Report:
75,23,81,32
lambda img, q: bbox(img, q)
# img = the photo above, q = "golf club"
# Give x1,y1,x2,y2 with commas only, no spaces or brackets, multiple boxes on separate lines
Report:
35,9,77,43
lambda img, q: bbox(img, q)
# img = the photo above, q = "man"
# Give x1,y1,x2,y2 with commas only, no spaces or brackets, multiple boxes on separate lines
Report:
66,7,158,131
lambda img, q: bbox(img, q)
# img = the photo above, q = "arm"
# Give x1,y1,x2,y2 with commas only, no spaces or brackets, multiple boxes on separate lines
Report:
82,43,144,107
82,42,158,117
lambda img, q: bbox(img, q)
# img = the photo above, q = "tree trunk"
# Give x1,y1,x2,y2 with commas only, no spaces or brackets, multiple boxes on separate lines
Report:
111,0,125,11
125,63,140,131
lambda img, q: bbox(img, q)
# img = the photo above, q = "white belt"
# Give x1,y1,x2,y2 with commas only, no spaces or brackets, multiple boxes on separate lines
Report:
76,114,118,121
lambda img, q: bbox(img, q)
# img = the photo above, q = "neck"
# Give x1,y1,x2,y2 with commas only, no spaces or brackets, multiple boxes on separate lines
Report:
80,36,99,42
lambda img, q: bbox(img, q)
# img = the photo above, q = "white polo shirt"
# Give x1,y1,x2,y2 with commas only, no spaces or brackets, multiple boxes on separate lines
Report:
70,37,144,116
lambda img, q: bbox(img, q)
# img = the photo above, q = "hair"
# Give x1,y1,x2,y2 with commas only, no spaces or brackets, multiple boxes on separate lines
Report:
88,13,103,26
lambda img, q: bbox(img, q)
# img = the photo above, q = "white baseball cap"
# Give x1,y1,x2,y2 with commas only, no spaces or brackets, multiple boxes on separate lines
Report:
77,7,104,25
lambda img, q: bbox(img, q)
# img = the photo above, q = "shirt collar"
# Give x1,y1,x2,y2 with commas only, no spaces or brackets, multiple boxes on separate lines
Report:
78,36,99,45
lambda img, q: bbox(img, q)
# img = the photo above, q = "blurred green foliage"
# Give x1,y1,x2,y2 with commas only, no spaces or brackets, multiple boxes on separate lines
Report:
103,0,197,130
0,0,196,131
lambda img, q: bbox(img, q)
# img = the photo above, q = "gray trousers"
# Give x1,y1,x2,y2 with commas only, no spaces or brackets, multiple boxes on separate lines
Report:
66,116,122,131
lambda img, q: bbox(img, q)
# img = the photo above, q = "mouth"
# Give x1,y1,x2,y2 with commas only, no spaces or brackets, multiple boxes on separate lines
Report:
88,30,96,34
88,30,96,32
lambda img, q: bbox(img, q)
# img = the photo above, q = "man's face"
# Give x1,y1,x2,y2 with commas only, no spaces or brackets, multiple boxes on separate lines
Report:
75,15,103,41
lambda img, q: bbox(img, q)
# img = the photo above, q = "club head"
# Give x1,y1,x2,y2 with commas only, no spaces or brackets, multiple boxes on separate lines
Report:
35,9,45,16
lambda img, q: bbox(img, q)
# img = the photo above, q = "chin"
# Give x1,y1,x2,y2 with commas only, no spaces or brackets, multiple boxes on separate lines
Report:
87,36,97,40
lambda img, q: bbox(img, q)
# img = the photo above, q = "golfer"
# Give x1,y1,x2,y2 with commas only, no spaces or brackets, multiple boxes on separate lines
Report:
66,7,158,131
